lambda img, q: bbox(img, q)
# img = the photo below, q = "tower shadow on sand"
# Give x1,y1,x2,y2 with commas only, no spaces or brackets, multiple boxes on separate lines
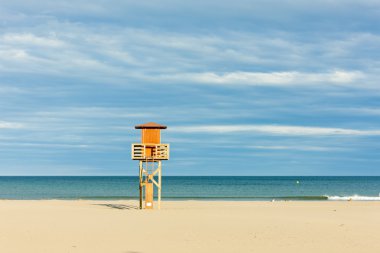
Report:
94,204,139,210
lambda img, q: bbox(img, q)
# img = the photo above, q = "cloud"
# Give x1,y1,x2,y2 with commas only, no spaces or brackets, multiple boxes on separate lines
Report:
156,70,364,86
33,107,153,119
0,142,124,151
172,124,380,136
0,85,26,94
330,107,380,116
0,121,23,129
1,33,64,47
248,145,346,152
0,25,378,90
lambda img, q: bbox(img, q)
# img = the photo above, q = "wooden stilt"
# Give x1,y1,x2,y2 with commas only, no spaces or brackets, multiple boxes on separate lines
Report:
158,161,162,210
139,161,143,209
145,182,154,209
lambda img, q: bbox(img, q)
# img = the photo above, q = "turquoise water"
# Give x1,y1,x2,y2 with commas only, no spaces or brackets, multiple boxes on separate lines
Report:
0,176,379,200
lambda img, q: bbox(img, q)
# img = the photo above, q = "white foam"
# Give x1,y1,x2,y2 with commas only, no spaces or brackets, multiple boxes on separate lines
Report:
326,195,380,201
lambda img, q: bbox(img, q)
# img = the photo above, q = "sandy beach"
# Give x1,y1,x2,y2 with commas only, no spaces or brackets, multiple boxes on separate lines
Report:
0,200,379,253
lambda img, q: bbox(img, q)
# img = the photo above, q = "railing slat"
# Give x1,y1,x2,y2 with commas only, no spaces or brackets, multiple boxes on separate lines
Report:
131,143,169,160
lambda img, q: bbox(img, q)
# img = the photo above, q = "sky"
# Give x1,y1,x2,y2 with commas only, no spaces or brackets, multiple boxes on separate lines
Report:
0,0,380,176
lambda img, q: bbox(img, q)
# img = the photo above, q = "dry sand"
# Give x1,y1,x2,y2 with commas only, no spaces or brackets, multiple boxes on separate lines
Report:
0,200,379,253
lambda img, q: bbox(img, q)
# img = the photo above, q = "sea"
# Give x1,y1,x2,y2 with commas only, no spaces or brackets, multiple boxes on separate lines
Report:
0,176,379,201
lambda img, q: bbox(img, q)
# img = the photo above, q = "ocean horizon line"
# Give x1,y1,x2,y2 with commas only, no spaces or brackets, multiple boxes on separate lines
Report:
1,175,380,177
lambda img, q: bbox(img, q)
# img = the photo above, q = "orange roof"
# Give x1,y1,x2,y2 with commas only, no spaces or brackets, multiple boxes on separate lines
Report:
135,122,167,129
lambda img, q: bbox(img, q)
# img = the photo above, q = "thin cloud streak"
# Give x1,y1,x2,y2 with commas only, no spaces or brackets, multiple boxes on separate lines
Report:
33,107,153,119
0,121,23,129
0,142,125,151
172,125,380,136
157,71,364,86
248,145,347,152
1,33,65,47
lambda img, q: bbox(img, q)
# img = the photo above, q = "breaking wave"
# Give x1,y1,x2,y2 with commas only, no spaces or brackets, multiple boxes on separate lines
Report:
326,195,380,201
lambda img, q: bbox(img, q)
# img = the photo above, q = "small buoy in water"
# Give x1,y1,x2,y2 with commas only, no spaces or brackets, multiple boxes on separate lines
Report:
296,180,300,184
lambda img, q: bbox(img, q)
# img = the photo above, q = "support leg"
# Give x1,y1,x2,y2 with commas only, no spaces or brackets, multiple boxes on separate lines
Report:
158,161,162,210
139,161,143,209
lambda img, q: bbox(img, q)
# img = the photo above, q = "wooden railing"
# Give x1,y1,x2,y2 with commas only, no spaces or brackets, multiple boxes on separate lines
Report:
131,143,170,160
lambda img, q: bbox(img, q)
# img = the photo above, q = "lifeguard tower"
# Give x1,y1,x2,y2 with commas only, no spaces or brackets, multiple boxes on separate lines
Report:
131,122,169,209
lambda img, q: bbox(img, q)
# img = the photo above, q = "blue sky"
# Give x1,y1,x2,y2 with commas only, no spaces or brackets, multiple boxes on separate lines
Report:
0,0,380,175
